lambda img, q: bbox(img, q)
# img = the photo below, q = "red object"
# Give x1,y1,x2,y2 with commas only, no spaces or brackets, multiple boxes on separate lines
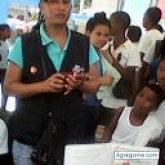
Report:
157,0,165,18
122,162,130,165
62,72,89,81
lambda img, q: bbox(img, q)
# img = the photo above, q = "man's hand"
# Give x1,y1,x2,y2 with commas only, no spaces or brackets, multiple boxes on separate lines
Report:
64,74,84,95
42,73,66,93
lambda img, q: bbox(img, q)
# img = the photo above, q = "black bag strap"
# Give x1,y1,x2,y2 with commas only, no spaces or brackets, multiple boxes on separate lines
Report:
0,109,12,126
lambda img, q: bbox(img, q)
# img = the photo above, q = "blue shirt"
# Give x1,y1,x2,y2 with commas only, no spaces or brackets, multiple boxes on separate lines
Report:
8,24,99,71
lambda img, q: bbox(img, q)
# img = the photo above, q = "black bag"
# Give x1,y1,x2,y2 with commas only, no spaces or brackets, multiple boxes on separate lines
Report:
31,106,99,165
112,78,132,99
31,113,64,165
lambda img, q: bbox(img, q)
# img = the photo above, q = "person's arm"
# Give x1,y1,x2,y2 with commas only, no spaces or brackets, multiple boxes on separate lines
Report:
65,62,102,93
138,61,150,90
79,63,100,92
79,43,105,94
101,107,124,143
65,44,114,94
100,49,128,80
4,62,66,98
79,62,110,94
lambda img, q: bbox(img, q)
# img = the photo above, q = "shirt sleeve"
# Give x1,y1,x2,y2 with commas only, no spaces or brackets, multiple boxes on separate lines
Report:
8,39,99,68
89,43,99,65
139,33,152,54
7,37,23,68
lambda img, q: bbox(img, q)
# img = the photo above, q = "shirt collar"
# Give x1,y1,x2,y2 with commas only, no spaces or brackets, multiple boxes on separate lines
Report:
40,23,71,50
110,39,130,49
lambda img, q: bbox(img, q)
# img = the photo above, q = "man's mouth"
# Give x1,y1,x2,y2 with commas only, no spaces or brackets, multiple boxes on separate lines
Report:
56,13,66,18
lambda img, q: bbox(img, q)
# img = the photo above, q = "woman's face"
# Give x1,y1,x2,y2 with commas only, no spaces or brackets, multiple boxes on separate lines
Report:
88,24,110,49
41,0,71,26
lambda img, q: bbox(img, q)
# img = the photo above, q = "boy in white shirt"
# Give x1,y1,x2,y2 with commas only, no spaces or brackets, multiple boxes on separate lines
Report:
126,25,142,49
139,7,162,61
96,84,164,146
101,11,141,108
139,7,163,88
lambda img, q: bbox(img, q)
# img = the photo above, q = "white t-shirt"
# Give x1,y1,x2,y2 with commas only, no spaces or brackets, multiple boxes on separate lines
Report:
155,100,165,140
0,119,8,154
101,40,141,108
111,107,163,146
110,39,141,68
96,55,121,102
139,29,162,59
144,33,165,64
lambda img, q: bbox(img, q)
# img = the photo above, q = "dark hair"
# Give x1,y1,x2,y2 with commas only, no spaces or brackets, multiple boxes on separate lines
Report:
127,25,142,42
32,11,45,32
0,24,10,31
85,12,110,32
155,24,164,33
144,7,162,25
110,11,131,30
145,84,164,108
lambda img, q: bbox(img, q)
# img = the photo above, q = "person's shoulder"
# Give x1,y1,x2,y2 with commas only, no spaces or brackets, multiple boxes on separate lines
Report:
156,100,165,113
124,39,136,48
71,30,89,41
149,29,161,34
148,29,162,39
147,112,163,128
21,31,39,41
123,40,137,52
115,106,125,115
